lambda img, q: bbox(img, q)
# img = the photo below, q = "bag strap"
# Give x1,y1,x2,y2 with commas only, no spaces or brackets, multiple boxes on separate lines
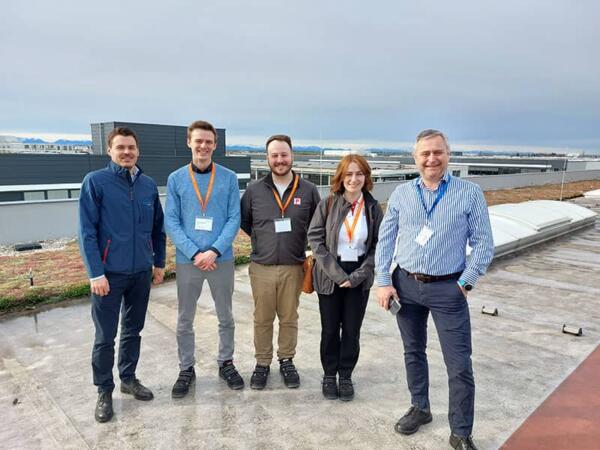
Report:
326,194,333,216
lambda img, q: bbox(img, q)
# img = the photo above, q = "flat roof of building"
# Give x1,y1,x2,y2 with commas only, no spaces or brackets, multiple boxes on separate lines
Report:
1,197,599,449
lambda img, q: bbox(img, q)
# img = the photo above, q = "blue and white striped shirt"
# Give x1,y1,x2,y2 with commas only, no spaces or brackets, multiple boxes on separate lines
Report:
375,171,494,287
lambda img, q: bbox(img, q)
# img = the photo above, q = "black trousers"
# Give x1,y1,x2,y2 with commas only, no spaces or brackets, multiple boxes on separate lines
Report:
318,260,369,378
91,270,152,393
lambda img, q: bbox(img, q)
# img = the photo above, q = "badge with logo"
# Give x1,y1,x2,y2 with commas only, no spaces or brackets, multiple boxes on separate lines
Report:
293,197,301,205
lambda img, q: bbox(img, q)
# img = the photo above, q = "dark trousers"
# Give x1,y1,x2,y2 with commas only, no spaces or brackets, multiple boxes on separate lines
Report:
393,267,474,437
318,260,369,378
91,270,152,393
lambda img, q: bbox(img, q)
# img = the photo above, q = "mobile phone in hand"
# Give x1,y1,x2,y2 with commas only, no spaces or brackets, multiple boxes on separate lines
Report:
388,295,401,315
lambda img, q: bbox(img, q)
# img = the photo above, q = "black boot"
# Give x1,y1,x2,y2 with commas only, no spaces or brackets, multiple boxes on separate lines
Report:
95,391,113,423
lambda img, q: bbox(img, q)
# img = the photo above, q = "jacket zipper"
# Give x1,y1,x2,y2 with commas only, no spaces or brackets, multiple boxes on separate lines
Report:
130,182,136,274
102,239,111,264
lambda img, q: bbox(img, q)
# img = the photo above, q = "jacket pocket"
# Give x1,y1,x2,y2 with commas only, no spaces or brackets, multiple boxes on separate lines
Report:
138,201,154,232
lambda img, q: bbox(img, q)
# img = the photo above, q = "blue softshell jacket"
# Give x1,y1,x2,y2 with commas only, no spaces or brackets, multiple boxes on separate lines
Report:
78,161,166,278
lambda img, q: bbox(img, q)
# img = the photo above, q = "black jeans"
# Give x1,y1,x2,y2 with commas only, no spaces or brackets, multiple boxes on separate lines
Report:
318,260,369,378
393,267,474,437
91,270,152,393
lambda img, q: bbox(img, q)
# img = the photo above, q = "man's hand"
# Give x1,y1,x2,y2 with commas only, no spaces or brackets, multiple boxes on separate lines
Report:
90,277,110,297
458,284,469,298
377,285,398,310
193,250,218,271
339,280,352,288
153,267,165,285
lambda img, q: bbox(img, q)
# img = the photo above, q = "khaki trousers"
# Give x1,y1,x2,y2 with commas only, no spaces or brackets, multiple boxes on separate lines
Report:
249,262,303,365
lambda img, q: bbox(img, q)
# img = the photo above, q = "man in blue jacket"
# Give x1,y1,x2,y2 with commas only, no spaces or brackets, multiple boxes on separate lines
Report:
79,127,166,423
165,120,243,397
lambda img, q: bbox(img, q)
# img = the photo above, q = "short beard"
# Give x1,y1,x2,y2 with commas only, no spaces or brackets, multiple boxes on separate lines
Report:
269,162,292,177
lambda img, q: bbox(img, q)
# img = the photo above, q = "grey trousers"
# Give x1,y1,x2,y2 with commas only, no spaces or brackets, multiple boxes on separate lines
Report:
175,261,235,369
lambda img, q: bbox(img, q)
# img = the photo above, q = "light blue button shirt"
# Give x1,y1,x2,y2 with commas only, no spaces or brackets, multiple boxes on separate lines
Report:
375,172,494,287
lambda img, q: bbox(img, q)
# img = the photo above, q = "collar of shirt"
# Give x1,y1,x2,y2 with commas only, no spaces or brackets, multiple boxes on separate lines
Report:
191,161,213,174
129,166,139,178
415,170,450,190
347,193,364,214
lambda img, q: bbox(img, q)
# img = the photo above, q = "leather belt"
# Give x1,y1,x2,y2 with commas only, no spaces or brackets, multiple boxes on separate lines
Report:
401,268,461,283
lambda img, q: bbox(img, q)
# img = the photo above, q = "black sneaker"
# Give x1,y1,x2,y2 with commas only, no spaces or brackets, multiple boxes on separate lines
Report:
338,377,354,402
94,391,113,423
394,406,433,435
250,365,270,390
449,434,478,450
120,378,154,401
219,361,245,390
172,367,196,398
279,358,300,388
322,376,338,399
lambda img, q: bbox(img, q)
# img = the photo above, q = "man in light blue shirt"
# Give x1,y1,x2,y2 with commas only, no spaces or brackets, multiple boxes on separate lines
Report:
375,129,494,450
165,120,243,397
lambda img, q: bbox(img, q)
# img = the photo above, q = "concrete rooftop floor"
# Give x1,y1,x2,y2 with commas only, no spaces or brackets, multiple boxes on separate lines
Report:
1,197,600,450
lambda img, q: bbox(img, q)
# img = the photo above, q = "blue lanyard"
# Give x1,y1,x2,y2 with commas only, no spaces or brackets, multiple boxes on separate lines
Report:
415,177,449,222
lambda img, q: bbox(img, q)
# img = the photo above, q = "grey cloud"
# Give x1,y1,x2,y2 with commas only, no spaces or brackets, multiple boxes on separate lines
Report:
1,0,599,148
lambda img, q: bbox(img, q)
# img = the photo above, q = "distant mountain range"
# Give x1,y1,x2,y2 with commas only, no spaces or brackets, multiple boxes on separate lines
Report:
0,135,92,145
21,138,92,146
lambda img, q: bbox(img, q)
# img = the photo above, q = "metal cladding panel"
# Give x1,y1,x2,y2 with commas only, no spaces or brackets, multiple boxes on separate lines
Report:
0,151,250,187
114,122,177,157
174,128,188,157
92,122,227,159
0,154,95,184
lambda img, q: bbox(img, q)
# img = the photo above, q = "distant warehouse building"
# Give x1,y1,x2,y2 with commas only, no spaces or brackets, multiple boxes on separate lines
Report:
0,121,251,202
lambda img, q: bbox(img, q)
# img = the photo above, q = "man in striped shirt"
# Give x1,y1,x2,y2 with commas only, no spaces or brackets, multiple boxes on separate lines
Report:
375,129,494,450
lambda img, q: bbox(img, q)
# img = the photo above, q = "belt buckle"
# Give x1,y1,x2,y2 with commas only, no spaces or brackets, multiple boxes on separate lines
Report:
413,273,431,283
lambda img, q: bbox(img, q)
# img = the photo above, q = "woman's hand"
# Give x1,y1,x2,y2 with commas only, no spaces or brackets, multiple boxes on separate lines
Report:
339,280,352,288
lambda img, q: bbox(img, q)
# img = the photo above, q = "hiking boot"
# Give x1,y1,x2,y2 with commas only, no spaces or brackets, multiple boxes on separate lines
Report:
219,360,244,390
322,375,338,399
250,365,270,390
94,391,113,423
338,377,354,402
120,378,153,401
394,406,432,435
171,367,196,398
279,358,300,388
449,434,478,450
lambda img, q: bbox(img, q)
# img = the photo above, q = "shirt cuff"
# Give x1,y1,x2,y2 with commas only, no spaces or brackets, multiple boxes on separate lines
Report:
376,273,392,287
89,274,106,282
209,247,222,257
459,270,480,287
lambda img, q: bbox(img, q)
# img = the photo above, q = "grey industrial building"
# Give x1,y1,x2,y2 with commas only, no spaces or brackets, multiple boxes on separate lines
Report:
0,121,251,202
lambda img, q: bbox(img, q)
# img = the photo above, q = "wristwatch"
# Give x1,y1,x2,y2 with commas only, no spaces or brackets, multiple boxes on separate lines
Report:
458,279,473,291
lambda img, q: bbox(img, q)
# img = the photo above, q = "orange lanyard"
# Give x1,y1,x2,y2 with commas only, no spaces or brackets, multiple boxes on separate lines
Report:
188,163,215,215
343,198,364,243
272,175,299,218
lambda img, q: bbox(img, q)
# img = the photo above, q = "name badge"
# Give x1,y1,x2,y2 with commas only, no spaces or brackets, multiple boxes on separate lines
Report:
195,217,214,231
339,246,359,262
274,218,292,233
415,225,433,246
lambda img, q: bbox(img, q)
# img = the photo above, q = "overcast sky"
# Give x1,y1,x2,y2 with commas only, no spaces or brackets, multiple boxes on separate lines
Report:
1,0,599,151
